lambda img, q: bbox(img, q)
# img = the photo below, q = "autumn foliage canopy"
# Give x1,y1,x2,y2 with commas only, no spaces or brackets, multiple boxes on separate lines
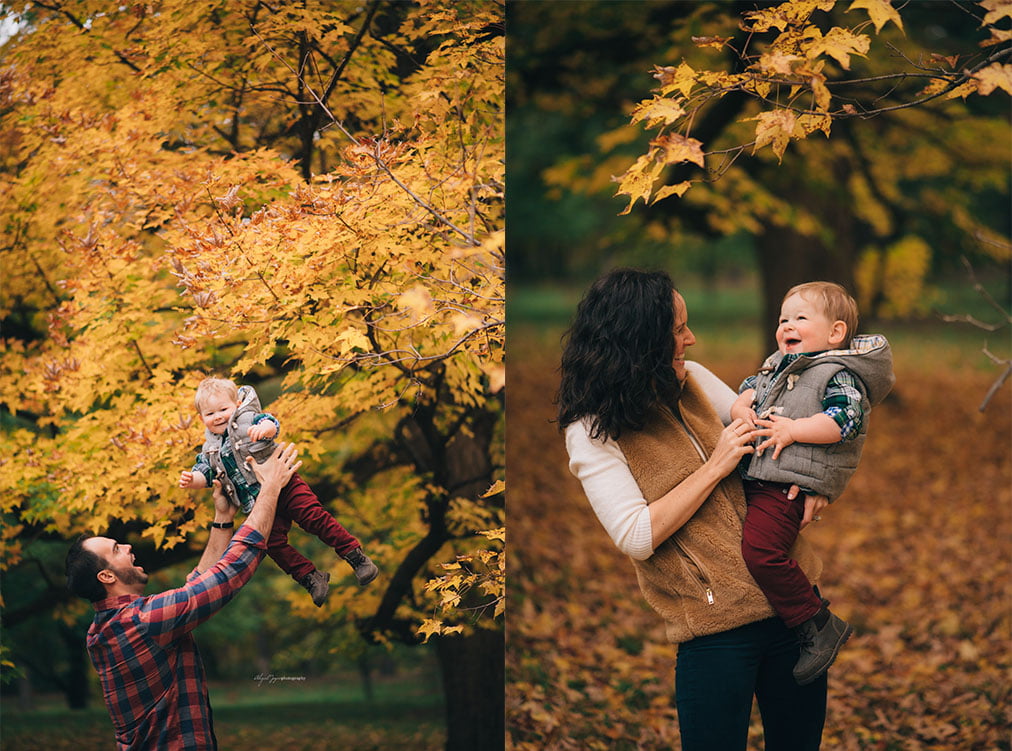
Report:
0,0,504,643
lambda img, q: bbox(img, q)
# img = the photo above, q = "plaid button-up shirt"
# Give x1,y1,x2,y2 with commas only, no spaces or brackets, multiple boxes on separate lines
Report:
88,526,266,750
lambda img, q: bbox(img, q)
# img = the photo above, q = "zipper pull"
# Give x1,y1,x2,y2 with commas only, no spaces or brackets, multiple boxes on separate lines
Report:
705,588,714,605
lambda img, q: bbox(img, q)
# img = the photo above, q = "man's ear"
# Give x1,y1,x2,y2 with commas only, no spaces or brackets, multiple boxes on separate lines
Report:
97,569,116,586
829,321,847,346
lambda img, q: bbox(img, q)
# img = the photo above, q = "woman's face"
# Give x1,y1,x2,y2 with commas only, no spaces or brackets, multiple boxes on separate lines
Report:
672,291,696,382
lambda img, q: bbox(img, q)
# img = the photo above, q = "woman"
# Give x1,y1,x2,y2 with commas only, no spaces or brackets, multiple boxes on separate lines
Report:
558,268,829,751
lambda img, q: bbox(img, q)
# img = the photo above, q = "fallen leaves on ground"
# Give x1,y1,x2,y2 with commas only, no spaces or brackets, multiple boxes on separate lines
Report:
507,336,1011,751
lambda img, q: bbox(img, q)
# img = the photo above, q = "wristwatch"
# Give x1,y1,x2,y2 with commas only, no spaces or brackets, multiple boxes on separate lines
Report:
210,521,234,529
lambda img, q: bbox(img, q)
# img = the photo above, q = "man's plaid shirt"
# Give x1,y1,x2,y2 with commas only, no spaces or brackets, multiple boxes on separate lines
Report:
740,352,865,440
88,525,266,750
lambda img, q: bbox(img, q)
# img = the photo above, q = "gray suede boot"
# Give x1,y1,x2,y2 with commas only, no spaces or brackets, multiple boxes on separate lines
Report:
344,548,378,586
299,569,331,607
793,606,853,685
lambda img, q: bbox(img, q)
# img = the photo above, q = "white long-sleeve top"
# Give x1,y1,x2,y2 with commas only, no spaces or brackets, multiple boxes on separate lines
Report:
564,361,737,561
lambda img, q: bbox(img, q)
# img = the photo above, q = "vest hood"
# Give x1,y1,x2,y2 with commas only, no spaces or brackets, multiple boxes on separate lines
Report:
761,334,894,407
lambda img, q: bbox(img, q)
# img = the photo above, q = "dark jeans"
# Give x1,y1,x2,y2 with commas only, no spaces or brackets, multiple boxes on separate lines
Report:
267,473,361,582
741,480,823,628
675,617,827,751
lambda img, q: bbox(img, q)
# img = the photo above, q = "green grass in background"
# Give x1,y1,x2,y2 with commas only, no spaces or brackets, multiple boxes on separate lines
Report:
1,672,445,751
510,274,1010,376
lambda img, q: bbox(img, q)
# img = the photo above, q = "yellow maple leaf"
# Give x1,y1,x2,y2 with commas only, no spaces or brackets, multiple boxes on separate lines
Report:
612,153,664,215
974,62,1012,96
478,526,505,542
979,0,1012,26
417,618,444,643
335,327,370,354
810,75,832,111
752,109,796,161
691,35,730,49
757,51,802,76
811,27,870,70
629,96,687,128
650,133,705,168
652,62,696,97
847,0,904,33
650,181,692,204
796,113,832,137
981,27,1012,47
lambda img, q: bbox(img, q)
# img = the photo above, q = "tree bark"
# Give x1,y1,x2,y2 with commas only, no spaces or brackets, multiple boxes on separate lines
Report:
434,628,504,751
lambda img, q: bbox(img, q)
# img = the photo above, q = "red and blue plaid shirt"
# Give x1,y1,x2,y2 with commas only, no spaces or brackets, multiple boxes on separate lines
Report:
88,525,266,750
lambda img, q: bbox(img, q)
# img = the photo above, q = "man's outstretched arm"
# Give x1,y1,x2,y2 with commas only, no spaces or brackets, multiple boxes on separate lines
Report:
194,442,301,573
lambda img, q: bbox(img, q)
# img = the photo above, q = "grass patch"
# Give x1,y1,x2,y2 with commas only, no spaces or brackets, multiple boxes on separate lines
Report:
2,673,445,751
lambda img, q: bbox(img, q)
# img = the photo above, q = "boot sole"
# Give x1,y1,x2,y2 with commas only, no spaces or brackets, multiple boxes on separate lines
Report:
794,623,854,686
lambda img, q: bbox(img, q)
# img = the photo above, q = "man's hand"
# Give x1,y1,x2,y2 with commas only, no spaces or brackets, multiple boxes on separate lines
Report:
180,471,208,490
210,480,237,523
247,442,300,492
241,443,300,538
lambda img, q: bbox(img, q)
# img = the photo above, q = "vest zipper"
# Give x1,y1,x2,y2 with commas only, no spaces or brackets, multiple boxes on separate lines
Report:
669,408,717,606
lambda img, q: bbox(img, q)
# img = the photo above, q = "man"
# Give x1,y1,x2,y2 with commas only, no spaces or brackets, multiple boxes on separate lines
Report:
65,443,301,751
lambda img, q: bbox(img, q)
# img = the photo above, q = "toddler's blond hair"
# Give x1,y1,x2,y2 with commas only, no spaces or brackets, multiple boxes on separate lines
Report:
783,281,859,348
194,377,239,412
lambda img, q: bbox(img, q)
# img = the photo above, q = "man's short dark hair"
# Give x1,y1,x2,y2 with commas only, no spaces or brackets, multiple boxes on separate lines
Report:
66,536,108,602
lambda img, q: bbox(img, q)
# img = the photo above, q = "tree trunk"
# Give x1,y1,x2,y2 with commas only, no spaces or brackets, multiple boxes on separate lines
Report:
753,154,863,352
60,624,90,709
434,628,504,751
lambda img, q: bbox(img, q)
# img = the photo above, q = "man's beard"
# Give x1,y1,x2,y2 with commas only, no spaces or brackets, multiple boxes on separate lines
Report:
112,565,149,587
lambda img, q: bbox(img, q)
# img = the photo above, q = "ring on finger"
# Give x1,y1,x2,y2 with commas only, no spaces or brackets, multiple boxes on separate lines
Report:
814,515,822,522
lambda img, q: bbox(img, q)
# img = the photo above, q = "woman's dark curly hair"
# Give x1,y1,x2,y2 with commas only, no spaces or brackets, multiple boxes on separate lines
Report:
557,268,682,441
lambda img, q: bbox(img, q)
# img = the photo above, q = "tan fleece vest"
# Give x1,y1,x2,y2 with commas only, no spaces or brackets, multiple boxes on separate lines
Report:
617,375,823,644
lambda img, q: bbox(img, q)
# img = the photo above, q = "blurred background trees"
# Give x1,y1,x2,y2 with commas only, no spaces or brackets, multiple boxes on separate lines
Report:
508,0,1009,353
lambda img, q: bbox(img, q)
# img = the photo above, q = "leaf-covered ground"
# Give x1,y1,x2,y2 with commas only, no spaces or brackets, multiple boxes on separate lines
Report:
506,330,1011,751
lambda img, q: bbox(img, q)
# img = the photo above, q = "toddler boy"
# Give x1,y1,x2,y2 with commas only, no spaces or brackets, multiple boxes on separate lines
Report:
180,378,378,605
730,281,893,685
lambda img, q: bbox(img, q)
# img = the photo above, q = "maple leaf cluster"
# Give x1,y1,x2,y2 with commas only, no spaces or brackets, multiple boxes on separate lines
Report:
614,0,1012,213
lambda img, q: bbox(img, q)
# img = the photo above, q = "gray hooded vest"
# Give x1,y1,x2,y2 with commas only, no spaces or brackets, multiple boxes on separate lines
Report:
200,385,277,509
745,334,894,500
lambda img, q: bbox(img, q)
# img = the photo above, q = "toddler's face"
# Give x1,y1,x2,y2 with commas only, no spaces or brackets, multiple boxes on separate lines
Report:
776,292,846,355
199,393,241,434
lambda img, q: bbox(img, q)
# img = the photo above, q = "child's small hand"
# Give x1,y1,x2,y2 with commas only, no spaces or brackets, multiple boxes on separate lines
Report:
753,415,796,460
180,471,208,489
247,423,277,442
730,390,757,428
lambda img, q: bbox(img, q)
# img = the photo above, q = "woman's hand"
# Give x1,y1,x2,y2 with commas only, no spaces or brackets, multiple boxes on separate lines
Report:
704,417,757,479
799,492,829,529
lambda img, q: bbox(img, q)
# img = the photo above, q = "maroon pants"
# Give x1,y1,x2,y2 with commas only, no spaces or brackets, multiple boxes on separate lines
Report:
741,480,822,628
267,473,360,583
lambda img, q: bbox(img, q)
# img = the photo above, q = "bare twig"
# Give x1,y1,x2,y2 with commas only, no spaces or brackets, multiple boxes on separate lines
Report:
978,349,1012,412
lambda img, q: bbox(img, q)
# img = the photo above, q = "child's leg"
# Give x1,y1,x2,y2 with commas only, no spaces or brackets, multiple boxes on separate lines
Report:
282,473,362,557
266,496,318,584
740,481,822,628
